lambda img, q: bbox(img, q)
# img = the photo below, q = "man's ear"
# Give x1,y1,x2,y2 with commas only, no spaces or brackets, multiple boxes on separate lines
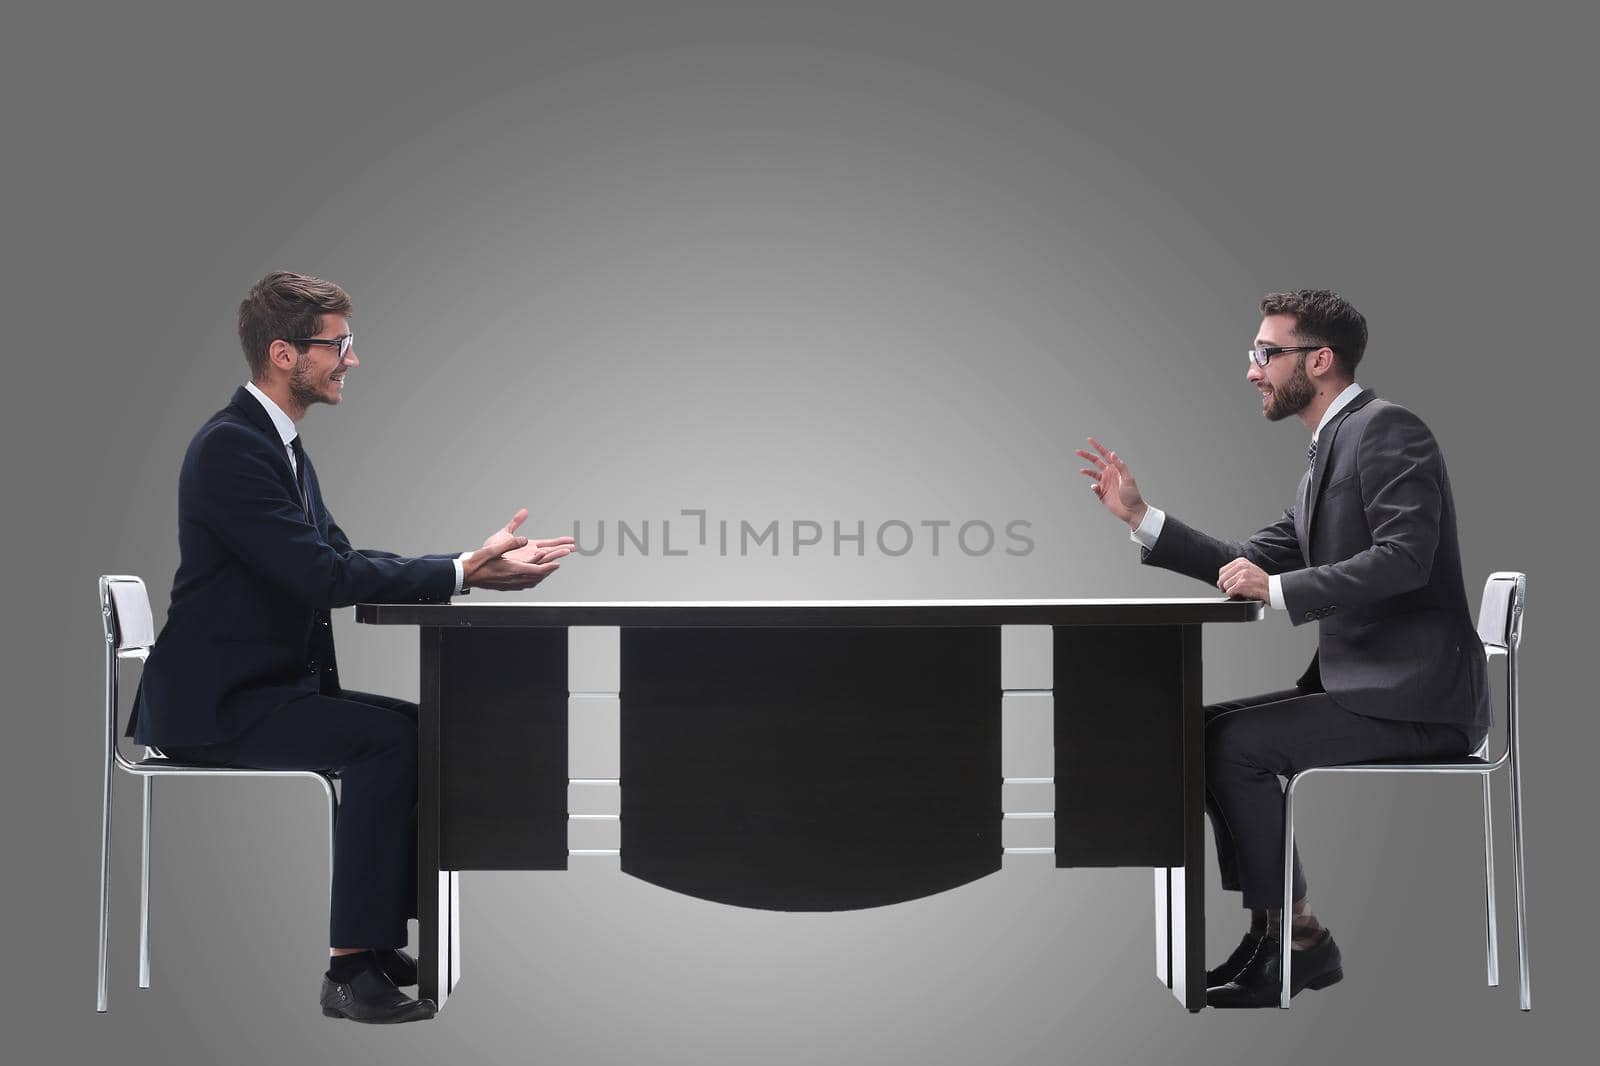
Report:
1310,346,1338,379
267,338,297,373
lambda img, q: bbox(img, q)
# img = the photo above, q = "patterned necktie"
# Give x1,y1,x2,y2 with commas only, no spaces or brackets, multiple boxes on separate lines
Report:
290,436,312,520
1307,437,1318,468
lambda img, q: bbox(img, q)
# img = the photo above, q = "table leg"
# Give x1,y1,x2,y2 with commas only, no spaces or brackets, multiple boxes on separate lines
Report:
418,628,448,1008
1055,623,1201,1009
1179,624,1206,1011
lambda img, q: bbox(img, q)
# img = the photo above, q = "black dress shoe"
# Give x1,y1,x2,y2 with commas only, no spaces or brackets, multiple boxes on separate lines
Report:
320,967,437,1023
1206,930,1264,987
1206,929,1343,1009
376,948,419,988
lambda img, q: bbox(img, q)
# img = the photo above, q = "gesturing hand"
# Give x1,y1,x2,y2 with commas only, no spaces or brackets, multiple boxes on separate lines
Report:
1076,437,1149,529
465,509,574,591
484,509,576,563
1217,557,1270,602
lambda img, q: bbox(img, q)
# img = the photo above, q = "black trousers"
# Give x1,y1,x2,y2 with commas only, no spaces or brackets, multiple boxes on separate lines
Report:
1204,687,1472,912
164,689,418,948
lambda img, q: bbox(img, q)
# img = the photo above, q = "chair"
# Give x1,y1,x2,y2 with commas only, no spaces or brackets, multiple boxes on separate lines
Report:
95,575,339,1013
1278,572,1530,1009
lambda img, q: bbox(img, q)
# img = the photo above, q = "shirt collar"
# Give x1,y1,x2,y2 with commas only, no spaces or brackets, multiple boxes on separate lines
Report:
244,381,298,448
1314,381,1364,441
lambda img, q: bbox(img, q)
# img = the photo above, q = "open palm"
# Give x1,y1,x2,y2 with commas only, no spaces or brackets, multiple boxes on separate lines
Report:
1075,437,1146,526
483,509,574,565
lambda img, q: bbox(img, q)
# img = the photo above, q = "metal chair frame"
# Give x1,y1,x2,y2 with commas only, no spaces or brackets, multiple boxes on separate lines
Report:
95,575,339,1013
1279,572,1530,1009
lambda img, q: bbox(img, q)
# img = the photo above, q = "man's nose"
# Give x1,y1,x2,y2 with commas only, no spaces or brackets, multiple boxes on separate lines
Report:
1246,361,1264,383
343,349,360,369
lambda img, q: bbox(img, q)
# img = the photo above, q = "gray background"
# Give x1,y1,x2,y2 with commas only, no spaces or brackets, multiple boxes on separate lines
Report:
3,1,1593,1062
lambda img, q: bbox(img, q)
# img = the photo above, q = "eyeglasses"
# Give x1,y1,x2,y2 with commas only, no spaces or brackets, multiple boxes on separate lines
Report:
289,334,354,362
1248,344,1330,368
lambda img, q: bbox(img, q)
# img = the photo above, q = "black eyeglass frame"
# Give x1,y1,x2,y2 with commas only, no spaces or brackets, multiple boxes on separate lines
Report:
1248,343,1333,369
288,334,354,361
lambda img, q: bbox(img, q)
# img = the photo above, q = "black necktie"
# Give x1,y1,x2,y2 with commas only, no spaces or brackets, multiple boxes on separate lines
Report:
290,436,312,520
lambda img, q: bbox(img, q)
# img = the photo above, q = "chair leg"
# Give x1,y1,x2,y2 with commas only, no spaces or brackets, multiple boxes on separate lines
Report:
138,776,153,989
96,750,115,1013
1281,777,1297,1009
1481,772,1499,986
1509,741,1532,1010
323,778,339,888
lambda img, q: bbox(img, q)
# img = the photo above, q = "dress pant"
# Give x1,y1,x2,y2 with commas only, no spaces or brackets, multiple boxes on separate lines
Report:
163,689,418,947
1204,687,1473,912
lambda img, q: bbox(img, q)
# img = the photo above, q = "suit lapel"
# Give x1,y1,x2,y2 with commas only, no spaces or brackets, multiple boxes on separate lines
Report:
1300,388,1377,547
228,386,303,504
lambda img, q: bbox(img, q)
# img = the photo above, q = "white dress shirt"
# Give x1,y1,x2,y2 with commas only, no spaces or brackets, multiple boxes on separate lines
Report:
1130,381,1364,609
244,382,468,593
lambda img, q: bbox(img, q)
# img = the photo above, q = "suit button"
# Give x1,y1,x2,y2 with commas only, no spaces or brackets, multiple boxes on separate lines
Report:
1305,612,1316,622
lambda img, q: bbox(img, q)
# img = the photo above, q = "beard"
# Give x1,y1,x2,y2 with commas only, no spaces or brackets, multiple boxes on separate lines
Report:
288,353,331,409
1264,354,1316,421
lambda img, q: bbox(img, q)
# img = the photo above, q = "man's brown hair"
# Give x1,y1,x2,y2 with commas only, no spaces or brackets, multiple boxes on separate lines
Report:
237,271,352,380
1259,289,1368,379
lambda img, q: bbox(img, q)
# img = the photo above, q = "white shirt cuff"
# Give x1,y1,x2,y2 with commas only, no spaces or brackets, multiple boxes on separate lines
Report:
453,553,471,594
1129,506,1165,549
1268,574,1285,610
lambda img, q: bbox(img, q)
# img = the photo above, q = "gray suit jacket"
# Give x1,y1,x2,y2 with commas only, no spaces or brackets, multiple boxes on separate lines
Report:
1142,389,1490,738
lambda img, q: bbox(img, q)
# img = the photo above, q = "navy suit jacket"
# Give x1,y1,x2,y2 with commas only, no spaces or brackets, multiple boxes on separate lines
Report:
1141,390,1491,739
132,387,457,747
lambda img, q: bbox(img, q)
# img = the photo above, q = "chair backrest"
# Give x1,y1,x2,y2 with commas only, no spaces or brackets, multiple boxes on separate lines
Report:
1475,571,1526,653
99,575,154,655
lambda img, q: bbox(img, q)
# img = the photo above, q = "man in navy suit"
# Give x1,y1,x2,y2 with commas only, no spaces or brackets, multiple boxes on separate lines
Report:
1080,290,1489,1007
133,271,573,1022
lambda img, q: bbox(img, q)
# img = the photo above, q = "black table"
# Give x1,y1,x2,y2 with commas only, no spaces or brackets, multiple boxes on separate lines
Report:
356,598,1262,1011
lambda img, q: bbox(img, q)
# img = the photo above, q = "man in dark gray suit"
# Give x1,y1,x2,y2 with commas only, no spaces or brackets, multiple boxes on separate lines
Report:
1079,289,1490,1008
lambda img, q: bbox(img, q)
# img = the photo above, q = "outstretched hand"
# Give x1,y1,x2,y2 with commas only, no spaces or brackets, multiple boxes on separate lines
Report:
485,508,576,564
1076,437,1149,529
465,509,574,591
